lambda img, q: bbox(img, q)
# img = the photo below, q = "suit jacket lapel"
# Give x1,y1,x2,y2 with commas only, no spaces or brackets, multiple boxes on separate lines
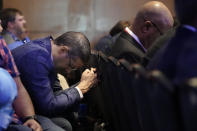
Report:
121,31,146,53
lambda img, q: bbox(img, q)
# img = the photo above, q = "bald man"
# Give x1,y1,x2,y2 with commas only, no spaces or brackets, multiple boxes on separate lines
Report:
149,0,197,85
109,1,174,63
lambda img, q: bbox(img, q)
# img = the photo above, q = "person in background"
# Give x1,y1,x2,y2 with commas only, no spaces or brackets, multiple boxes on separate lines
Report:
142,18,180,67
0,8,30,50
94,20,130,55
148,0,197,85
109,1,174,64
0,19,65,131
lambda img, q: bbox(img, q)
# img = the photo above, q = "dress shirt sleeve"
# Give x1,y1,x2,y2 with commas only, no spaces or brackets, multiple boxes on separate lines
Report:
75,86,83,99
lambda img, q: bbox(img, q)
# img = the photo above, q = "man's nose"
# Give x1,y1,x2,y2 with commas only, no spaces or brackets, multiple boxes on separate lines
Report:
23,19,27,24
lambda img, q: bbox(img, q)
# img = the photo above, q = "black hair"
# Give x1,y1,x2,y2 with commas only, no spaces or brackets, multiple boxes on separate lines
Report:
0,8,22,30
54,31,91,64
109,20,131,36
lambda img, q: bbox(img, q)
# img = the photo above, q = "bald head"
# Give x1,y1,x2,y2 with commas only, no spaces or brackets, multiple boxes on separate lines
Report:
139,1,174,31
132,1,174,49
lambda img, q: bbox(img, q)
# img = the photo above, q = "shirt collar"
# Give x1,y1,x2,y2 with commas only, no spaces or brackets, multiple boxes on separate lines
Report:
49,36,54,61
124,27,147,52
4,31,31,44
183,25,197,32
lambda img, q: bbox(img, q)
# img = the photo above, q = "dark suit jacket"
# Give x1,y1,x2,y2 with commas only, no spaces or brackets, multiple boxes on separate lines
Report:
109,31,145,63
94,33,120,55
12,36,81,117
148,26,197,84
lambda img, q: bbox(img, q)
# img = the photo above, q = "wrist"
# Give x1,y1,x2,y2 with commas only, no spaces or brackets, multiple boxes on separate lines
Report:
21,115,38,123
78,81,86,90
78,82,90,94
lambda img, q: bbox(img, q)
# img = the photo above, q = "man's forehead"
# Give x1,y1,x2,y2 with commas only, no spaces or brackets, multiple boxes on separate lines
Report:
15,13,24,19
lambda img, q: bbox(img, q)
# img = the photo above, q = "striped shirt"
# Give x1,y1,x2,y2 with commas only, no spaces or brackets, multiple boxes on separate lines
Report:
0,37,19,77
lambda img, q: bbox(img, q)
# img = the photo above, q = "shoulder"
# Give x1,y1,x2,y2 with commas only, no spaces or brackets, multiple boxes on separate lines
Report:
2,32,15,45
12,43,51,66
115,34,144,55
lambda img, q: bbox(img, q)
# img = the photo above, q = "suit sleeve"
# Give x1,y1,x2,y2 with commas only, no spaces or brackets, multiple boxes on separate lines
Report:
19,51,81,116
118,52,142,64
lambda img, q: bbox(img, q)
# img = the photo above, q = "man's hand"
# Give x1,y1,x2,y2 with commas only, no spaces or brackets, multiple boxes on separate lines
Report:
23,119,42,131
78,68,97,94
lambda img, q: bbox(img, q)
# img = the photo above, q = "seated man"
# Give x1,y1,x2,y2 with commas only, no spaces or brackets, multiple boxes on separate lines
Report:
0,20,64,131
11,32,97,118
142,18,179,67
109,1,174,64
149,0,197,85
0,8,30,50
142,26,177,67
1,7,72,99
0,68,17,130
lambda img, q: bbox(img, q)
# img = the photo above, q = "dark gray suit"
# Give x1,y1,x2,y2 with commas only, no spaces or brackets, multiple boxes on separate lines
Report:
109,31,145,63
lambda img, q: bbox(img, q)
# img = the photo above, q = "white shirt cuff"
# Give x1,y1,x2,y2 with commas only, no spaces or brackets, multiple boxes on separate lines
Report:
75,86,83,99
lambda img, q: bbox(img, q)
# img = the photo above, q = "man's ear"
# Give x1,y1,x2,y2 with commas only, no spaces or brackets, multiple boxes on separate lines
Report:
141,21,152,33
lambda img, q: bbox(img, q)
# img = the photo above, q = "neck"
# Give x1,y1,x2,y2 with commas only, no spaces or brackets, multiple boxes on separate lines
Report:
130,26,147,49
130,24,138,35
7,28,21,40
130,26,140,40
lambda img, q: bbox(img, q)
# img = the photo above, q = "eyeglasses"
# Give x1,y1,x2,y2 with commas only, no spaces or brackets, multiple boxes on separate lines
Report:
144,18,163,35
67,50,89,72
68,58,78,71
68,50,78,71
